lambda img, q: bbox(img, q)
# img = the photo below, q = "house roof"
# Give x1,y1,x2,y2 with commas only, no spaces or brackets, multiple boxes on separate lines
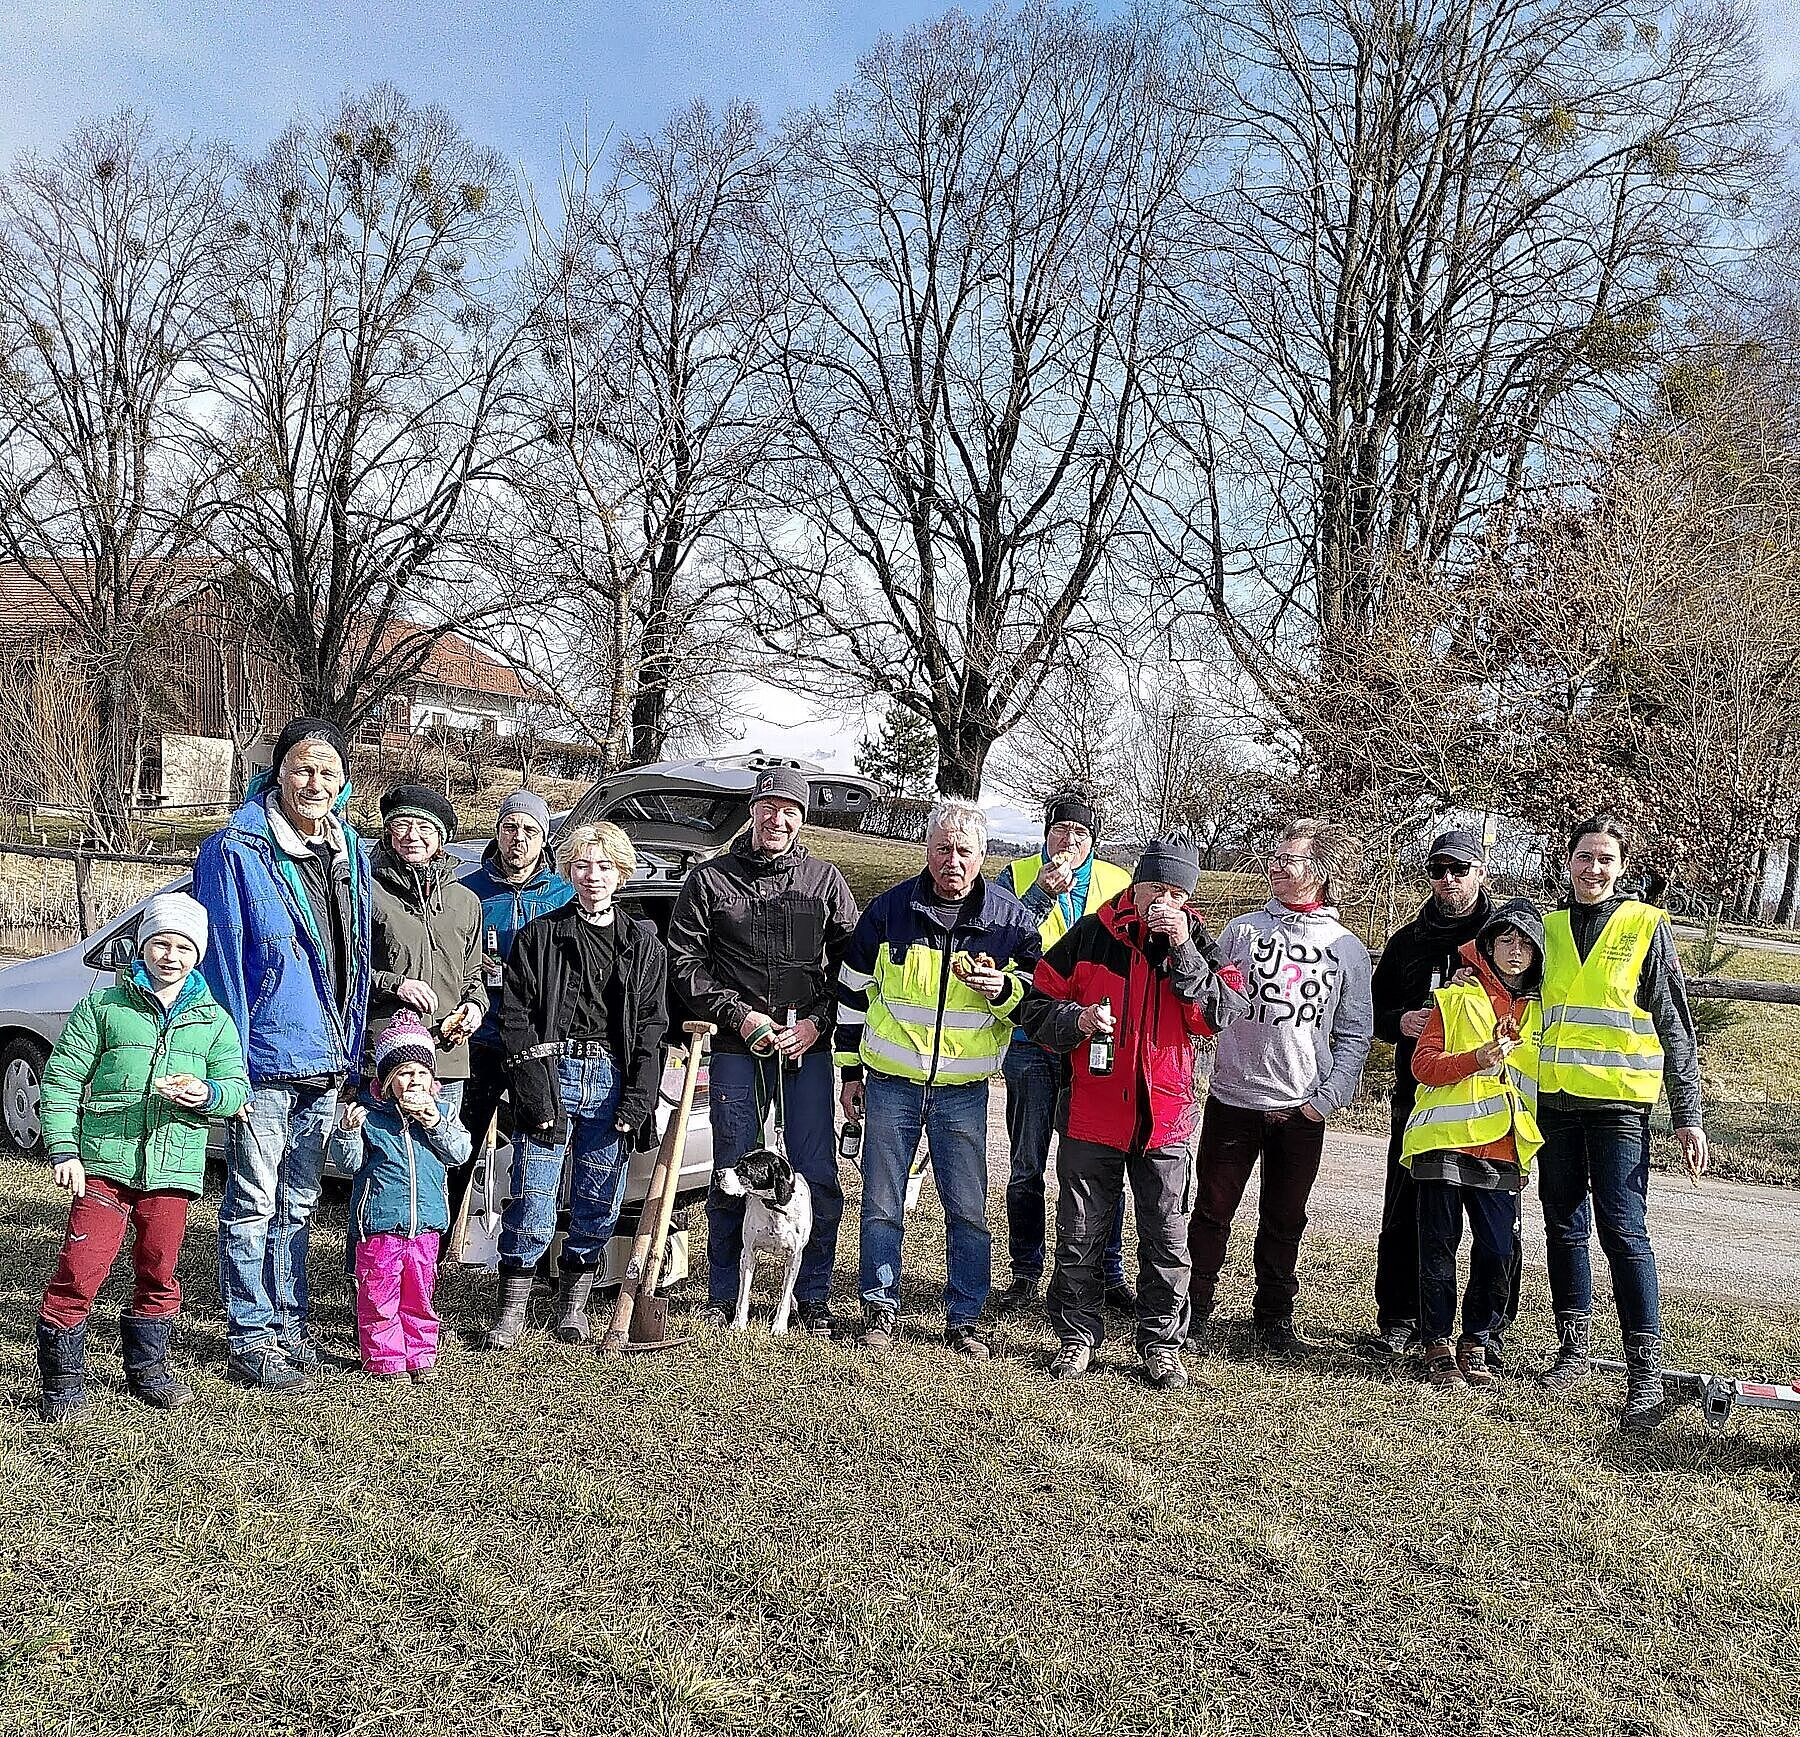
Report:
0,558,540,706
0,557,228,640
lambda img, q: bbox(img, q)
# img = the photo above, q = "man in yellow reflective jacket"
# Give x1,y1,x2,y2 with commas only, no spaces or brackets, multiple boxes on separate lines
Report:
836,800,1041,1360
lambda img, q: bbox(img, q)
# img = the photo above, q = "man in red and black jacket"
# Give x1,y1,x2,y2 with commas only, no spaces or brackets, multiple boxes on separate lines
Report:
1020,832,1250,1390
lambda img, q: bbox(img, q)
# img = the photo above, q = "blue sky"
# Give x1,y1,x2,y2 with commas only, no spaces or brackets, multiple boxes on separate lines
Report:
2,0,1795,830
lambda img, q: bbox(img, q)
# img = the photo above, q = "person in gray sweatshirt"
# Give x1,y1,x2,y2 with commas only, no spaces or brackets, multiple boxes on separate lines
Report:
1186,819,1374,1353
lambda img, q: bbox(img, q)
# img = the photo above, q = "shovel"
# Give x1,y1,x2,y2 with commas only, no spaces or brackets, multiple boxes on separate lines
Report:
600,1019,713,1356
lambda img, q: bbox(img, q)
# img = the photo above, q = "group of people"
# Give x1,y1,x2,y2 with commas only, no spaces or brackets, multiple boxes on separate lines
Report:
29,717,1707,1434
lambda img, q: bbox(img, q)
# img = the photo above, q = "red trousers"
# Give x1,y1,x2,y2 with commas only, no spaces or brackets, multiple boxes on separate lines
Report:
41,1175,191,1329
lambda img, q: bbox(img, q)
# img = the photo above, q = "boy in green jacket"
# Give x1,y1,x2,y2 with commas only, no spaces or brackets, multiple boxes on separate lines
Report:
35,892,250,1422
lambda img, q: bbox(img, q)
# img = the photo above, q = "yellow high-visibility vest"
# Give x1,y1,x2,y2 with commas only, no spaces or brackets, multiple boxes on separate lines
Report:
1539,902,1665,1106
1002,852,1132,946
1401,983,1542,1173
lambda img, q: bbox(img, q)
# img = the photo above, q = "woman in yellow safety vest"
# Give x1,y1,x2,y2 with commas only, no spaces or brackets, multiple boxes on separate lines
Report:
1537,813,1708,1431
1402,899,1545,1392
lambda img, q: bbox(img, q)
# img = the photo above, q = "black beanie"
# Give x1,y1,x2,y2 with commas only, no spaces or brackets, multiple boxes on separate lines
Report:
271,716,350,776
1133,831,1201,894
1045,791,1097,835
380,783,459,843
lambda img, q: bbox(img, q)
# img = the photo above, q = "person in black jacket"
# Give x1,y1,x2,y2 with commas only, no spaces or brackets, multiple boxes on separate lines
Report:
1365,828,1519,1359
487,822,670,1350
667,766,859,1335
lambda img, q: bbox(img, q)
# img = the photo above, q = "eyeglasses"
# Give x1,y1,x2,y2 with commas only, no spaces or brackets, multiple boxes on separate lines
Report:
1427,861,1473,880
1268,854,1317,873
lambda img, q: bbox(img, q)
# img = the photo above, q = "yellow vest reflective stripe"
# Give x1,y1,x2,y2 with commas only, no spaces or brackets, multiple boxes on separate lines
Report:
859,938,1021,1085
1003,853,1132,946
1401,984,1543,1173
1539,903,1664,1106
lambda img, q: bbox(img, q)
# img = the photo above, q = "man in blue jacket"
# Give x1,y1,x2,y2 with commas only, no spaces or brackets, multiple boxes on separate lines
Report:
194,717,373,1390
455,789,572,1220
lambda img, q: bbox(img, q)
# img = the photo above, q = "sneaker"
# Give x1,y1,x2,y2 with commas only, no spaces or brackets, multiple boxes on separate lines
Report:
1457,1339,1497,1390
1424,1342,1465,1390
692,1303,733,1331
1048,1341,1092,1380
1360,1322,1418,1360
365,1368,409,1384
992,1276,1040,1315
279,1336,323,1376
1486,1333,1508,1376
1143,1345,1189,1390
226,1345,308,1392
797,1301,835,1339
945,1324,990,1361
860,1310,898,1353
410,1365,438,1384
1104,1282,1139,1314
1255,1317,1313,1358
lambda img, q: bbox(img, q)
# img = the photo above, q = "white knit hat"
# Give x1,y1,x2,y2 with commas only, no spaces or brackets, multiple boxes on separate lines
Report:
139,891,209,962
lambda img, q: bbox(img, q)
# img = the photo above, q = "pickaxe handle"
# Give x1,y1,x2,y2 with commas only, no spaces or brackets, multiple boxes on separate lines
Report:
599,1020,713,1354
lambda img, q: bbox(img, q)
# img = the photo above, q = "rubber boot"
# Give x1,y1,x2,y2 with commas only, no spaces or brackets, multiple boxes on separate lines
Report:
1541,1312,1591,1392
551,1268,597,1344
120,1312,194,1410
1620,1331,1668,1431
36,1317,90,1424
485,1270,536,1351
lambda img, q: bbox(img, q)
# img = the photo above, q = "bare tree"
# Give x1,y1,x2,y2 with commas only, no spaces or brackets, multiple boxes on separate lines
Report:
0,112,232,844
500,100,779,769
1160,0,1776,771
198,85,537,735
745,3,1215,795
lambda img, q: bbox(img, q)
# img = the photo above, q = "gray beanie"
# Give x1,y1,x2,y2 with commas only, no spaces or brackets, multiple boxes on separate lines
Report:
1133,832,1201,895
497,788,553,836
750,765,811,814
139,891,209,962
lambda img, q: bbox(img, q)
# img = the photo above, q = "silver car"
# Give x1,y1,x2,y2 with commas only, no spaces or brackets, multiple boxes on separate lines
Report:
0,755,872,1277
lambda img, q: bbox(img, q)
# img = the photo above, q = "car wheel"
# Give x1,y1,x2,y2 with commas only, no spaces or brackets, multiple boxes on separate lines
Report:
0,1035,49,1157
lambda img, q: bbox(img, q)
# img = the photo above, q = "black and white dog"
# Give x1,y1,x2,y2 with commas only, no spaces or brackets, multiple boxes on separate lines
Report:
716,1147,815,1335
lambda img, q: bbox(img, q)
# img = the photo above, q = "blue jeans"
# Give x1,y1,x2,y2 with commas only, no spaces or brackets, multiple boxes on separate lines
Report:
1416,1181,1516,1345
218,1081,338,1355
858,1074,991,1328
707,1049,843,1307
1537,1105,1661,1336
1003,1041,1125,1287
500,1054,628,1271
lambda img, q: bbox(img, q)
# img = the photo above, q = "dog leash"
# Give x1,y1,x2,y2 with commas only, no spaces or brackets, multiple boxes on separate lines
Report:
752,1052,789,1160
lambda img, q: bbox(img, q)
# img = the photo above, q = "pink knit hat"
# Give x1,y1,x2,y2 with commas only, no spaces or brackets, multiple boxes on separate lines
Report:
373,1013,437,1095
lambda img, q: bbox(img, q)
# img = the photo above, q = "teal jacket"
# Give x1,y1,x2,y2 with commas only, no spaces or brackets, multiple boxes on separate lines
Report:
39,964,251,1195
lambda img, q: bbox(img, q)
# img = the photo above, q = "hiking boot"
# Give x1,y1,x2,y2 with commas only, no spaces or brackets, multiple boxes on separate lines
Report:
1256,1317,1313,1358
485,1270,535,1351
860,1309,898,1353
946,1324,990,1361
225,1344,308,1392
35,1318,90,1424
1456,1338,1497,1390
410,1364,438,1384
1049,1341,1092,1380
1542,1313,1592,1392
797,1301,835,1339
366,1368,409,1384
1424,1342,1464,1389
1486,1332,1508,1376
120,1312,193,1410
1361,1321,1418,1360
692,1302,733,1330
552,1267,598,1344
1620,1331,1669,1432
1104,1282,1139,1314
1182,1308,1214,1358
279,1335,323,1377
991,1276,1040,1315
1142,1345,1189,1390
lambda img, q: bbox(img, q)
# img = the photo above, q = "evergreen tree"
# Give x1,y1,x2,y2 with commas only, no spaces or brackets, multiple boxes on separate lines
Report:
855,704,938,799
